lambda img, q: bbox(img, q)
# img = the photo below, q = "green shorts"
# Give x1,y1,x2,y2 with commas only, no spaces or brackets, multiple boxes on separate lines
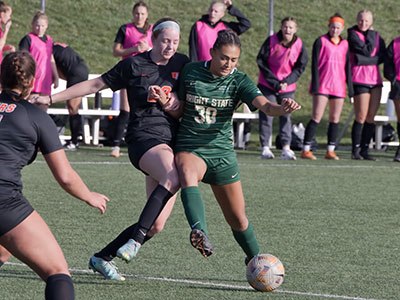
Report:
191,151,240,185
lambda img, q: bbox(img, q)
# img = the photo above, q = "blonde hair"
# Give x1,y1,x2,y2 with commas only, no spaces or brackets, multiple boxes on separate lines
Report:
357,9,372,20
31,10,48,25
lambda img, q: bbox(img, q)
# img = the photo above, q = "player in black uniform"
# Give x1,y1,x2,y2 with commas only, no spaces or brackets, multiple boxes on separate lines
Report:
34,18,189,280
52,42,89,150
0,51,108,300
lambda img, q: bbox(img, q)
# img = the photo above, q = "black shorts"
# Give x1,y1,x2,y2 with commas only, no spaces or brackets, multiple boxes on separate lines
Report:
66,63,89,88
128,139,173,174
353,84,383,96
315,93,342,99
0,194,34,236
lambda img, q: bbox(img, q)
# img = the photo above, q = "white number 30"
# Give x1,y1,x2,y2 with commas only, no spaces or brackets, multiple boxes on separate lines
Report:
194,105,217,124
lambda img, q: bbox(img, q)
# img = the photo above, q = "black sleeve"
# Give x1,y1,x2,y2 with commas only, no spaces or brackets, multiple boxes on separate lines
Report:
310,37,321,94
101,58,137,92
384,40,396,83
188,23,199,62
348,28,377,57
284,42,308,85
256,37,280,91
378,36,386,64
19,35,31,51
226,5,251,35
345,48,354,97
114,25,126,44
29,106,63,155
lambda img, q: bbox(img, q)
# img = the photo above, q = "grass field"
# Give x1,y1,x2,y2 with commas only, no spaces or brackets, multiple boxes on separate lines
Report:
0,146,399,300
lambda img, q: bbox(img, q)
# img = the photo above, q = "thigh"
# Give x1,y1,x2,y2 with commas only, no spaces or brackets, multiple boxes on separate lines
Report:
175,152,207,188
139,144,179,192
353,93,370,123
119,89,130,112
366,87,382,122
328,98,345,123
211,181,248,231
312,94,329,122
0,211,69,281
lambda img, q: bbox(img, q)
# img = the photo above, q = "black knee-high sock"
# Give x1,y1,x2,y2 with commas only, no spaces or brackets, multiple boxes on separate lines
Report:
113,110,129,146
45,274,75,300
397,122,400,140
360,122,375,150
352,120,363,149
95,223,137,261
304,120,319,145
69,114,81,144
327,122,339,146
131,185,173,244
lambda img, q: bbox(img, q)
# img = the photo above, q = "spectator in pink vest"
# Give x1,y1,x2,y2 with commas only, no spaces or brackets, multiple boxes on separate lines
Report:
19,11,59,111
301,13,353,161
257,17,308,160
384,36,400,162
110,1,153,158
188,0,250,62
348,10,385,160
0,1,15,67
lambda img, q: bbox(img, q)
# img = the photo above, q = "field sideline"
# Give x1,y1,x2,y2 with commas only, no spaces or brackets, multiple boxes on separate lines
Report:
0,147,398,300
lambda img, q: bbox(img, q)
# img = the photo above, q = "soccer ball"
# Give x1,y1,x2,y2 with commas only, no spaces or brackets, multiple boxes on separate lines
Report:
246,253,285,292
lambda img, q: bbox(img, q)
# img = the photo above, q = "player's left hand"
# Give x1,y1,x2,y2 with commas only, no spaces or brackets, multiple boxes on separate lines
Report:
281,98,301,113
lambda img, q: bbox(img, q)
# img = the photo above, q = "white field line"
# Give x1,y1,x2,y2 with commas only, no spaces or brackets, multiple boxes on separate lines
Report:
33,160,400,169
4,261,384,300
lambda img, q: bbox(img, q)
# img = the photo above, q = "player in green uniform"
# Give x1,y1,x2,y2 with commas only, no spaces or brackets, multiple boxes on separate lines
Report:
156,30,301,262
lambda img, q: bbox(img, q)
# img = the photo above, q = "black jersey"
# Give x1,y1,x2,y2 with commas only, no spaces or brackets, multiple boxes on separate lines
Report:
0,92,62,200
53,43,87,77
101,51,189,144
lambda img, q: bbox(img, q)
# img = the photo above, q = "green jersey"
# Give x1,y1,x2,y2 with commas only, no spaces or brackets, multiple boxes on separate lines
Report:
175,61,263,156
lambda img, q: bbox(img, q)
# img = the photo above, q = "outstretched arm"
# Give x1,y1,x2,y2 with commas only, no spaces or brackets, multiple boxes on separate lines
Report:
252,95,301,117
44,149,109,214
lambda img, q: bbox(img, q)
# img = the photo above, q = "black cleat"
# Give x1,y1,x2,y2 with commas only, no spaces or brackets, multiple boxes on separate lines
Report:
393,148,400,162
190,229,214,257
351,147,363,160
360,149,376,161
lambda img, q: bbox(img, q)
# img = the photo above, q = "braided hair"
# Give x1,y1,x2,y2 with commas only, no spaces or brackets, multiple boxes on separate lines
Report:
212,29,241,51
1,51,36,100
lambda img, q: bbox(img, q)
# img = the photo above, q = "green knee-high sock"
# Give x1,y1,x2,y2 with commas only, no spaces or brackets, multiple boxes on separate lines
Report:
232,223,260,260
181,186,208,235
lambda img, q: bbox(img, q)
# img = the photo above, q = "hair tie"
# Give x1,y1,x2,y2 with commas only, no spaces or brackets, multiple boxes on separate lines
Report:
329,16,345,26
153,21,180,33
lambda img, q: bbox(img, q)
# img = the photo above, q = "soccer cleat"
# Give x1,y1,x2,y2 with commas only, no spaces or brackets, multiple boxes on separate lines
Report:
116,239,141,262
325,150,339,160
360,149,376,161
110,146,120,158
64,142,79,151
301,150,316,160
394,147,400,162
261,146,275,159
190,229,214,257
280,148,296,160
351,147,362,160
88,255,125,281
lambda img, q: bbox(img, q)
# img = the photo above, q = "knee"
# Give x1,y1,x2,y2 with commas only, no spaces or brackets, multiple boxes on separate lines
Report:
229,216,249,232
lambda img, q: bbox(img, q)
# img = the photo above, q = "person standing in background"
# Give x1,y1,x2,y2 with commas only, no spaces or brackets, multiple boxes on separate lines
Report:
110,1,153,158
188,0,250,62
52,42,89,150
0,1,15,66
348,9,385,160
19,11,59,109
301,13,353,160
256,17,308,160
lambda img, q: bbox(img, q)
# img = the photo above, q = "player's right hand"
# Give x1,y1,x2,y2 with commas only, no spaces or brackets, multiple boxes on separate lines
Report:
86,192,109,214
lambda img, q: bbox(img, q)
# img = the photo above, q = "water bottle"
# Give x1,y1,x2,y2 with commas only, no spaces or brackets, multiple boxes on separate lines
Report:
111,91,120,111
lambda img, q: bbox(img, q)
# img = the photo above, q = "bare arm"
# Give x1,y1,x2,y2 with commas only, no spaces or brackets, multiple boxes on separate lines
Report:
252,95,301,117
33,77,108,105
50,54,59,89
44,149,109,214
0,20,11,49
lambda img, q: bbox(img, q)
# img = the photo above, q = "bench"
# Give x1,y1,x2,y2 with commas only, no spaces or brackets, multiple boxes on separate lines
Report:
337,81,398,150
47,74,120,145
373,81,398,150
232,105,258,149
